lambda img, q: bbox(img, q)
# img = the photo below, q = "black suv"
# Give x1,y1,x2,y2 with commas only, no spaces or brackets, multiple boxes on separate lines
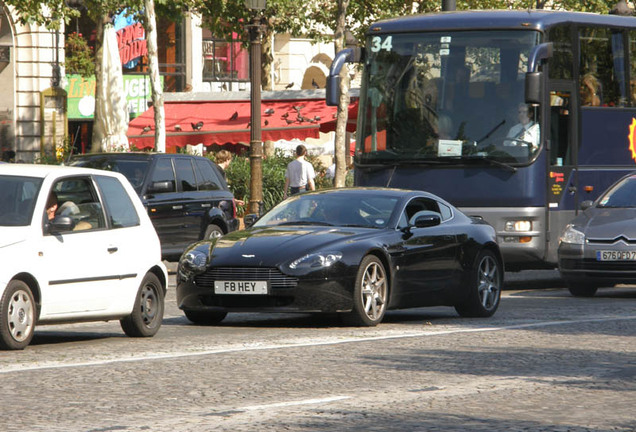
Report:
71,153,239,260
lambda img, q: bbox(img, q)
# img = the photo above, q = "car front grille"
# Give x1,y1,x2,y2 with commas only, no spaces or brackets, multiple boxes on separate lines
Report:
560,258,636,273
194,267,298,289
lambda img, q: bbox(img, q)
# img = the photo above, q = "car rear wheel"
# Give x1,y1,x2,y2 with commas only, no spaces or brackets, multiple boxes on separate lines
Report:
566,282,598,297
0,280,36,350
204,224,224,240
343,255,387,327
121,273,165,337
455,249,502,318
184,310,228,325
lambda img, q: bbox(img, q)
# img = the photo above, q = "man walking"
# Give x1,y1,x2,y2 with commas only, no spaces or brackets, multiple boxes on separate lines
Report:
283,144,315,199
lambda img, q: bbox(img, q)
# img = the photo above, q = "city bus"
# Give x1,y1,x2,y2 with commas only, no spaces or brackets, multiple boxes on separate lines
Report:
327,10,636,271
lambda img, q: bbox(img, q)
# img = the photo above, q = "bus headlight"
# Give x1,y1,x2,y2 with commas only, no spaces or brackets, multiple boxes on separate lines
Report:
505,220,532,232
560,225,585,245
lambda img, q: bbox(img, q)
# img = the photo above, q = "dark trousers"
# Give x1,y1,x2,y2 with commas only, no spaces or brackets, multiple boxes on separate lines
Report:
290,186,306,195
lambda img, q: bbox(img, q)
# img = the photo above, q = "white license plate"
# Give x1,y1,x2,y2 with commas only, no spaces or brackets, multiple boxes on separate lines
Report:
214,281,268,295
596,250,636,261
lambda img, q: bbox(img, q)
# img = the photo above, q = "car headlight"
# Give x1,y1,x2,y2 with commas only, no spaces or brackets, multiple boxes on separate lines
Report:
560,225,585,245
183,250,208,272
288,252,343,269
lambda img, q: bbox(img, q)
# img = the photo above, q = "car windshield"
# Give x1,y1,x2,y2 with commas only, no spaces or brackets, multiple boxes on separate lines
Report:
0,175,43,226
598,175,636,208
255,192,399,229
357,30,541,167
71,157,150,191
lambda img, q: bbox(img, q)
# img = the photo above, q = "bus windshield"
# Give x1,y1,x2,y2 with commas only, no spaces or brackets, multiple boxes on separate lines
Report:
358,30,542,166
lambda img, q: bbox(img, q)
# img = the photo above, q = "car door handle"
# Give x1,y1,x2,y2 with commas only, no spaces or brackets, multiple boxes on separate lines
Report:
172,205,183,210
107,246,118,253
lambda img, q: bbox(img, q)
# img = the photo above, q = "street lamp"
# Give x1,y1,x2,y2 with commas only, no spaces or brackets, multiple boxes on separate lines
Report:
245,0,266,215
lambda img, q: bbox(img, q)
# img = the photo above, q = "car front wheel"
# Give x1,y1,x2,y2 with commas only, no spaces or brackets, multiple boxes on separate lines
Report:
343,255,388,326
184,309,228,325
566,282,598,297
0,280,36,350
455,249,502,318
121,273,165,337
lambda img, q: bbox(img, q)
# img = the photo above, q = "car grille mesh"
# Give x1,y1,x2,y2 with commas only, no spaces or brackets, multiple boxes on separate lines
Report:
194,267,298,289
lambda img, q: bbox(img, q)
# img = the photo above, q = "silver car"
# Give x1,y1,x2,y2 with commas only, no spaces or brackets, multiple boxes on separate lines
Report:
558,172,636,297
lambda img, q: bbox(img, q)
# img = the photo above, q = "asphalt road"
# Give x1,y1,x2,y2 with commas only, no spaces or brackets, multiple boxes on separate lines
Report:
1,270,634,432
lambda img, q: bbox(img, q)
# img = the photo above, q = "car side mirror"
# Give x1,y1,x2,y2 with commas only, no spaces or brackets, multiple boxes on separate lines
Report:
243,213,259,228
147,181,174,194
580,200,594,211
47,215,75,234
413,214,441,228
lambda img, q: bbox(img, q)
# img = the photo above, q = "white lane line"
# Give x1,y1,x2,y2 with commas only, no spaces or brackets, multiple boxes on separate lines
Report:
2,314,635,374
240,396,351,412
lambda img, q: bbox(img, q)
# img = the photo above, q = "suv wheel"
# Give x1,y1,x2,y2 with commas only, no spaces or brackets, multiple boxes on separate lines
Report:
204,224,224,240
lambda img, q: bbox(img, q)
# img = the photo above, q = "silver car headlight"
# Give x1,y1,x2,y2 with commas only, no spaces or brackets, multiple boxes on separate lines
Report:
183,250,208,272
560,225,585,245
288,252,343,269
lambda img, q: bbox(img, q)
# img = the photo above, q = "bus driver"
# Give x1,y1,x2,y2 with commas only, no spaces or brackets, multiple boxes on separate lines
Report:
505,103,540,151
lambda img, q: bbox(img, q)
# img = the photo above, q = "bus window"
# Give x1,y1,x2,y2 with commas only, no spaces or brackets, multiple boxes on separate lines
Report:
548,25,574,80
579,27,626,107
549,91,572,166
629,30,636,105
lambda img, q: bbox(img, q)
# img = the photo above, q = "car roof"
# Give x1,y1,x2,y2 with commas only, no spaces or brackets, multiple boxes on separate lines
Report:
303,187,445,202
71,152,209,161
0,163,123,179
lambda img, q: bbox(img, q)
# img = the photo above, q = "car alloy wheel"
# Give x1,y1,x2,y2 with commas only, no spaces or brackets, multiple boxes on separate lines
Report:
0,281,36,350
344,255,387,326
455,249,502,318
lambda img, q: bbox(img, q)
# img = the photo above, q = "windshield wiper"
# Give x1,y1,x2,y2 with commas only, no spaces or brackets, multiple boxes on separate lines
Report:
277,221,334,226
456,155,517,173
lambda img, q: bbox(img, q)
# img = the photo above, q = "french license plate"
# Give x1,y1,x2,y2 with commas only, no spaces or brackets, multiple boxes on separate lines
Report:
214,280,268,295
596,250,636,261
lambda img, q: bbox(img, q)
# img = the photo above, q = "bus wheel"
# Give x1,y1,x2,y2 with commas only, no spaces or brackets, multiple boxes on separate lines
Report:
455,250,502,318
566,282,598,297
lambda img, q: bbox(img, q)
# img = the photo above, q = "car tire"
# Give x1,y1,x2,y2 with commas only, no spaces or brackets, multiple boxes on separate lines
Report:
455,249,502,318
566,282,598,297
342,255,388,327
184,309,228,325
121,273,165,337
204,224,224,240
0,280,36,350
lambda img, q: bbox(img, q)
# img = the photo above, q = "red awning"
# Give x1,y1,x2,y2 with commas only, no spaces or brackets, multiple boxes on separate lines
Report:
127,98,357,151
319,101,358,134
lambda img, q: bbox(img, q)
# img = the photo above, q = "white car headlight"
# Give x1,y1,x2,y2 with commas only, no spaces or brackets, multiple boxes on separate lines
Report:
560,225,585,245
183,250,208,272
289,252,343,269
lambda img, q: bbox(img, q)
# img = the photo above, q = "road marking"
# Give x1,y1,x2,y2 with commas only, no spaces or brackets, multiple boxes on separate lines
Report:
2,314,635,374
240,396,351,411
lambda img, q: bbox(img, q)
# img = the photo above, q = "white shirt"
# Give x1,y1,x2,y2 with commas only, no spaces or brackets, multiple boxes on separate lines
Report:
325,163,335,179
285,158,315,188
505,122,540,150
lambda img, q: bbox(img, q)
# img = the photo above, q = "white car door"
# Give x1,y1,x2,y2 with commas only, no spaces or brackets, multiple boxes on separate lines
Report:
38,176,125,319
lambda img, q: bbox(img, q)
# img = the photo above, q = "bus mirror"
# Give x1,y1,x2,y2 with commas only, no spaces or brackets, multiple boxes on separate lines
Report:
525,72,543,105
326,47,363,106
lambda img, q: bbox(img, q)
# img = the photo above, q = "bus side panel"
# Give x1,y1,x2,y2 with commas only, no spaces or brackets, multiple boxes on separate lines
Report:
355,162,547,208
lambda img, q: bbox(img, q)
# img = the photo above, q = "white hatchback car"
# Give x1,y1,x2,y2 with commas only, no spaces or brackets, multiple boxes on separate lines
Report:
0,164,168,350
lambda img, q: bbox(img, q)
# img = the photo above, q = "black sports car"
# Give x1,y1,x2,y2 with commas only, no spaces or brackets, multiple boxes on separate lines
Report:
177,188,503,326
559,172,636,297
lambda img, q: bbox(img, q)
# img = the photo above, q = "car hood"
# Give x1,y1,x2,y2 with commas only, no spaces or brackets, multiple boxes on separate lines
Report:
0,227,29,249
577,207,636,240
208,225,376,266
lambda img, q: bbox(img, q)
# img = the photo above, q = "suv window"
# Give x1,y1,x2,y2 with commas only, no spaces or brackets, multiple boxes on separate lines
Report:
174,158,197,192
150,159,176,193
194,159,222,191
95,176,140,228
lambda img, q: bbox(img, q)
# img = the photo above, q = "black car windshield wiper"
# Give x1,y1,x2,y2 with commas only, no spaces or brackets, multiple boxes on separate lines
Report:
277,220,334,226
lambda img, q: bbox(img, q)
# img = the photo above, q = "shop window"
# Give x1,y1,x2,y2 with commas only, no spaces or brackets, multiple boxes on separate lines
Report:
202,33,248,82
